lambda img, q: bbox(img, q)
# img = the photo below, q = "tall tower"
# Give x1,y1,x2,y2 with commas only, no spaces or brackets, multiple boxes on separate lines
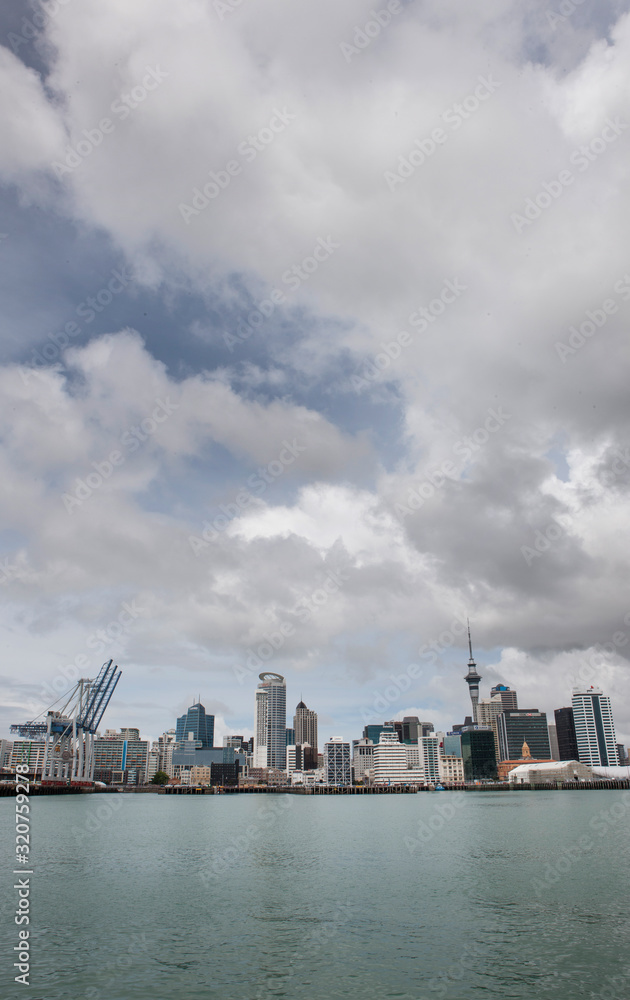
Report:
571,687,617,766
294,700,318,752
175,700,214,747
254,688,268,768
464,621,482,723
256,673,287,770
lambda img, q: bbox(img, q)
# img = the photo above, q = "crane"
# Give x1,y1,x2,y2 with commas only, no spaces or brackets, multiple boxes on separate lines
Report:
11,660,121,785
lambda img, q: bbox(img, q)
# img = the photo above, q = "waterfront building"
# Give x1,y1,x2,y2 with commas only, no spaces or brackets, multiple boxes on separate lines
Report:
508,760,594,784
93,730,150,785
460,728,497,780
155,730,176,777
255,673,286,770
617,744,628,765
554,707,579,761
419,735,441,783
571,687,617,767
286,744,297,775
373,730,409,785
497,742,556,781
324,738,351,786
463,623,482,723
0,739,13,770
497,710,551,762
439,755,465,784
352,739,374,782
175,701,214,748
9,739,46,775
294,700,318,751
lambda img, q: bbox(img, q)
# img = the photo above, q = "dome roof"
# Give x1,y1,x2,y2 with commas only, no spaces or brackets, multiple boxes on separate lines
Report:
296,700,307,709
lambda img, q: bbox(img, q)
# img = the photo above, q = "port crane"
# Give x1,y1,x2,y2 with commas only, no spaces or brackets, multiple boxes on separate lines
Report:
11,660,121,785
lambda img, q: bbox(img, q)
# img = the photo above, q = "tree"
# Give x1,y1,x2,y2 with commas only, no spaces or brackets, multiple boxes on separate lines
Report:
150,770,170,786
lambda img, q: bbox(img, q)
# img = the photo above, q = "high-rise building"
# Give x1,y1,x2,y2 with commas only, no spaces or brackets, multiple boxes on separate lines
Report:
255,673,287,771
175,702,214,748
324,738,351,786
490,684,518,709
463,623,482,723
285,728,295,746
294,701,318,752
617,744,628,765
254,688,268,767
373,730,409,785
497,710,551,762
419,735,441,783
571,687,617,767
548,725,560,761
554,707,579,760
460,728,497,780
477,694,508,760
0,739,13,770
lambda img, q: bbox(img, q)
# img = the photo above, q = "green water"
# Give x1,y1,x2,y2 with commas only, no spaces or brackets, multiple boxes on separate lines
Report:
1,790,628,999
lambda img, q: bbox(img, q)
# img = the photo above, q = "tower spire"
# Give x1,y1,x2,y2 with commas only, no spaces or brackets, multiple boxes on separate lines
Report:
463,619,482,724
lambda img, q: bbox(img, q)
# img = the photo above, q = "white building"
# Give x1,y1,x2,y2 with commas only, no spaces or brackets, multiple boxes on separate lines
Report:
286,744,297,776
508,761,594,784
324,738,351,786
9,740,47,775
254,688,268,768
572,687,618,767
419,735,441,783
439,754,465,784
352,738,374,782
156,729,176,778
373,730,408,785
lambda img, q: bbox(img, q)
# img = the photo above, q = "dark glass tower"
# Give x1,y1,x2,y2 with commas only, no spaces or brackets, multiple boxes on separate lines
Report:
464,622,482,723
175,701,214,747
554,707,579,760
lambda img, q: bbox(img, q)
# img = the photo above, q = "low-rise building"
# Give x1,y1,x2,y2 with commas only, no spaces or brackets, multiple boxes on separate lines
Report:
508,760,594,784
439,754,465,784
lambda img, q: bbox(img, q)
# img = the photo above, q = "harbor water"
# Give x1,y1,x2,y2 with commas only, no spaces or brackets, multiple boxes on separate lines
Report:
1,789,628,999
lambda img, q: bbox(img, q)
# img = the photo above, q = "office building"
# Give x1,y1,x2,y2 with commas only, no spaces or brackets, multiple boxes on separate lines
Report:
477,694,507,760
294,701,318,752
0,739,13,770
324,738,351,786
255,673,287,771
490,684,518,709
497,710,551,762
373,729,409,785
548,725,560,761
443,733,462,757
175,701,214,748
554,707,579,760
93,730,150,785
297,743,318,770
9,739,46,776
439,755,465,784
571,687,617,767
460,728,497,780
362,724,385,744
419,735,441,783
617,744,628,765
285,728,295,746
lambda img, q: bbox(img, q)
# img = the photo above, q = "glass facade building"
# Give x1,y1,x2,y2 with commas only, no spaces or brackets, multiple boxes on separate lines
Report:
554,707,579,760
175,702,214,747
497,710,551,762
460,728,497,780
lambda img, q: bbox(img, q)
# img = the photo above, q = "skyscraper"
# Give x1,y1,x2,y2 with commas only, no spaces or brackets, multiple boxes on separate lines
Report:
490,684,518,709
294,700,318,751
571,687,617,766
254,687,268,767
497,710,551,761
175,701,214,747
460,728,497,780
463,622,482,723
255,673,287,770
372,729,409,785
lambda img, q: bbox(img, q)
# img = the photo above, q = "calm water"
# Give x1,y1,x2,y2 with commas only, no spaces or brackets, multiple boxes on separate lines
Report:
1,790,629,1000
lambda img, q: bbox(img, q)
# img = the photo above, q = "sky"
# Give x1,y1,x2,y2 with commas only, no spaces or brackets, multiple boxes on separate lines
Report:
1,0,629,749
